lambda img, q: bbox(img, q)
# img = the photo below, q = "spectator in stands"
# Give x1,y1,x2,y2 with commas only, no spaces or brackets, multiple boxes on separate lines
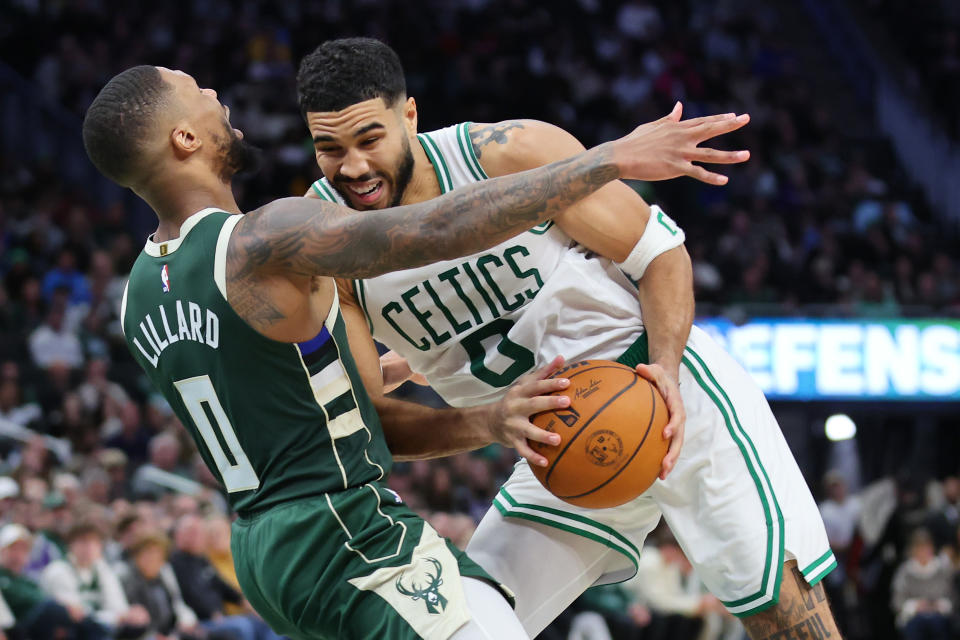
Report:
204,517,243,617
77,359,129,418
624,528,735,640
0,376,41,430
24,492,71,577
41,248,90,307
927,476,960,553
39,521,150,636
103,402,152,467
28,297,85,371
891,528,956,640
0,523,108,640
169,515,279,640
130,432,185,500
119,532,200,640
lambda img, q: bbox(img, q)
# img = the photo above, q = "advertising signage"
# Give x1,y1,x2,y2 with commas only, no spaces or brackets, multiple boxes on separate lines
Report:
696,318,960,401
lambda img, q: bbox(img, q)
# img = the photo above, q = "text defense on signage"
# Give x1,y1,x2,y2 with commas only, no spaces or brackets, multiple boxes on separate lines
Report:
697,318,960,401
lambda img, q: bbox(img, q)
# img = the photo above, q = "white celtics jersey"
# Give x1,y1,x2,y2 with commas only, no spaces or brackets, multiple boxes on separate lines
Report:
311,123,647,407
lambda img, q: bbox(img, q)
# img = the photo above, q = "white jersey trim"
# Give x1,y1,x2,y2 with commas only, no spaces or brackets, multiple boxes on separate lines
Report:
213,214,243,301
143,207,222,257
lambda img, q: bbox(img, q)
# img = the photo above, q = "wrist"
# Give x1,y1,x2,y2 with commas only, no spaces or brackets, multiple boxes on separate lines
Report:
594,142,623,179
461,405,497,446
650,357,681,380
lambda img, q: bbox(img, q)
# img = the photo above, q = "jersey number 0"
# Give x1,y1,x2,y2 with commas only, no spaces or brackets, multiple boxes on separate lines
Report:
173,375,260,493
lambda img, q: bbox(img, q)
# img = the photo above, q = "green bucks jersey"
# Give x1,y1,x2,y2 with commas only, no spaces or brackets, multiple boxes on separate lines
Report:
311,124,653,408
121,209,391,513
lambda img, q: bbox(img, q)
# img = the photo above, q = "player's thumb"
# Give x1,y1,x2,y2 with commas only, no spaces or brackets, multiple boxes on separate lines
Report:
667,101,683,122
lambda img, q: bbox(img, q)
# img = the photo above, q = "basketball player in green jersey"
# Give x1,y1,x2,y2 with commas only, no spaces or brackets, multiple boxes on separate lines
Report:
298,39,840,640
82,65,750,640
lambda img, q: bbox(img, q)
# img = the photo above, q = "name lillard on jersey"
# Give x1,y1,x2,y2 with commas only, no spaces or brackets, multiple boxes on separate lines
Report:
130,300,220,367
376,244,544,351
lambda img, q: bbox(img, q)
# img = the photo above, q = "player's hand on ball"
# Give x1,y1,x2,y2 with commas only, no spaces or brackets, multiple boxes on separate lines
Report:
634,362,686,480
485,355,568,467
380,350,429,393
612,102,750,185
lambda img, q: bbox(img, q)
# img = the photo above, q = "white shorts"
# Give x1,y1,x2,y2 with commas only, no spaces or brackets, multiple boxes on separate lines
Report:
466,326,835,634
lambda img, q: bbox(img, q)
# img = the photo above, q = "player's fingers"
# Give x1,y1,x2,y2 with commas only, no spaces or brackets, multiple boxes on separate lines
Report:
523,422,561,447
526,355,566,383
688,148,750,165
516,439,550,468
684,163,729,185
660,421,685,480
518,393,570,416
680,112,736,127
517,377,570,400
693,112,750,138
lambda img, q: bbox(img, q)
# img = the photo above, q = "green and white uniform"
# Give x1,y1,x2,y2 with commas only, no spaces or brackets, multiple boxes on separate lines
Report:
121,208,510,640
311,123,836,633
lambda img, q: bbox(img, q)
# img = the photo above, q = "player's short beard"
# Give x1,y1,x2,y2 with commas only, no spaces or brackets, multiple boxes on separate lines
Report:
214,122,263,182
389,135,415,207
332,134,415,209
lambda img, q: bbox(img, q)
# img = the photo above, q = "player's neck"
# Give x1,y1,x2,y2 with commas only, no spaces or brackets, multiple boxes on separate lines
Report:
400,140,443,205
142,175,241,243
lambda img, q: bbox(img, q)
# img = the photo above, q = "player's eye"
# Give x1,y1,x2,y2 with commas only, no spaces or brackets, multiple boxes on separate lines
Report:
361,137,379,147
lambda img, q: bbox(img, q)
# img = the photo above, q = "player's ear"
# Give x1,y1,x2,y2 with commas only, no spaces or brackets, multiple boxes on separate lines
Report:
170,122,202,159
402,96,418,136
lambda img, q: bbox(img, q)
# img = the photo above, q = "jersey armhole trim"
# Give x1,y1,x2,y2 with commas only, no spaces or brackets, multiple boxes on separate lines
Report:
119,279,130,335
459,123,489,180
214,214,244,301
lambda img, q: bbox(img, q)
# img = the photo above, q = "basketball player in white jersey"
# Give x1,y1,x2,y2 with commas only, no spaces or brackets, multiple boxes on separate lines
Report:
297,39,840,640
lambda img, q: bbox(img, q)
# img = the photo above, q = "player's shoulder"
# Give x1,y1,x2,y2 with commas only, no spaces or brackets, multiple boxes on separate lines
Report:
467,120,583,176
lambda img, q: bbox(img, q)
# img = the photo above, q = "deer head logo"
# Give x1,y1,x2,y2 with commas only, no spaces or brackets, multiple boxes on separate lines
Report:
395,557,448,614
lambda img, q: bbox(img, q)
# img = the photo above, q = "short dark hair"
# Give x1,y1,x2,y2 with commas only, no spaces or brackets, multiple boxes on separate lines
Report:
82,65,171,186
297,38,406,115
66,520,103,543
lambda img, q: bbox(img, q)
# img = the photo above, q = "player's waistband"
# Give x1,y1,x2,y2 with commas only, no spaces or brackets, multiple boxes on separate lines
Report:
234,480,389,521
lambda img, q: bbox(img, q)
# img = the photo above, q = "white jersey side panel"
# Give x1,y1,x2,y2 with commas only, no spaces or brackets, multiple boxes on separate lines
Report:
312,123,646,407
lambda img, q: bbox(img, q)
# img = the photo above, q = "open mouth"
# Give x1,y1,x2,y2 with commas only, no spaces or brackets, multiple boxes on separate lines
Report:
346,179,384,204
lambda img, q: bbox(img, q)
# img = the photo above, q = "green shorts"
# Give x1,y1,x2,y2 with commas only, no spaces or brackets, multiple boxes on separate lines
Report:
231,482,511,640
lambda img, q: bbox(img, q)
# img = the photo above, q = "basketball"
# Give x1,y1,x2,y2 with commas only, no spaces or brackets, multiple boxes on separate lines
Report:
529,360,669,509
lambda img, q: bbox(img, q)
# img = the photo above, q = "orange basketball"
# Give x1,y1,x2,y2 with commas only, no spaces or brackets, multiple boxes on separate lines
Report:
529,360,669,509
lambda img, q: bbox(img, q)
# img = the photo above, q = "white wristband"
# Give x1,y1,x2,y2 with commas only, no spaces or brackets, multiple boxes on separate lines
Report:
615,205,685,281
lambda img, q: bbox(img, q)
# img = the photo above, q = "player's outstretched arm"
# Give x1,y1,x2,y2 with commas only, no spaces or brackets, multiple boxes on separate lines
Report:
469,107,735,478
229,111,748,280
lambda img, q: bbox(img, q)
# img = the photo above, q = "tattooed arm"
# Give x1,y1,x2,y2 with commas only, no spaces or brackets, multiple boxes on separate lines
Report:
229,110,748,280
230,144,618,280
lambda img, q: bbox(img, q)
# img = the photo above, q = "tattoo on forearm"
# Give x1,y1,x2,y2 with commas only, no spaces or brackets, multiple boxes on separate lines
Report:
229,143,618,283
469,121,525,158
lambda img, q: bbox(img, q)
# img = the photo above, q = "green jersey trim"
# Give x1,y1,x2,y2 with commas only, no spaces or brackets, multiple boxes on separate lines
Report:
311,179,339,203
417,133,453,194
493,487,641,575
352,279,375,335
457,123,488,181
800,550,837,588
680,346,785,617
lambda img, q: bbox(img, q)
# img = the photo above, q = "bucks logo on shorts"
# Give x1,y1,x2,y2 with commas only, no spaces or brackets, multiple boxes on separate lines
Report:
395,557,448,614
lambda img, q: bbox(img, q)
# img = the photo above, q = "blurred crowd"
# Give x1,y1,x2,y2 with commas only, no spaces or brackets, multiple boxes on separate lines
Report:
1,0,958,638
859,0,960,138
816,472,960,640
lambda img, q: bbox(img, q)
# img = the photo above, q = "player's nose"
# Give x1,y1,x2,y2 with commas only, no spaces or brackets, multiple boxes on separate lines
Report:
340,148,371,178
